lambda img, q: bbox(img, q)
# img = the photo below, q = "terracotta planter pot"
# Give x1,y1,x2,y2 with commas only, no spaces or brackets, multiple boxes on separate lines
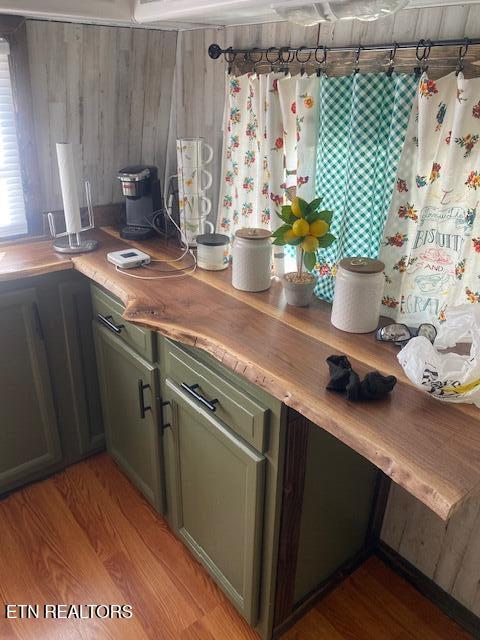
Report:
282,272,316,307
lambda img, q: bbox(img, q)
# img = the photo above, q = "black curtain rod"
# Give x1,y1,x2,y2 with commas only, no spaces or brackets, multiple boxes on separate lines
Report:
208,37,480,62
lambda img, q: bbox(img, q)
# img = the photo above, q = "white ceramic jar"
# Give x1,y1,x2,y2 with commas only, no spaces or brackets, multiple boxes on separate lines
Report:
232,228,272,292
196,233,230,271
331,257,385,333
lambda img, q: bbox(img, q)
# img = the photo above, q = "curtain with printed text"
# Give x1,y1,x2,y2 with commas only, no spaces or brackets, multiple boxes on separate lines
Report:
380,72,480,325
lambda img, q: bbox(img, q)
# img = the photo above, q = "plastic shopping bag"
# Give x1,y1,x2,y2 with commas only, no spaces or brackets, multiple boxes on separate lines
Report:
398,304,480,407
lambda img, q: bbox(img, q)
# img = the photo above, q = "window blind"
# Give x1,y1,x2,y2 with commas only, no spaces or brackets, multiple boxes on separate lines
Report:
0,39,27,239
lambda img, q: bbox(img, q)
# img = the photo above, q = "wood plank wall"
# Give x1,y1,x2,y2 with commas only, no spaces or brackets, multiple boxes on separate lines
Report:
26,21,177,212
171,6,480,617
173,6,480,218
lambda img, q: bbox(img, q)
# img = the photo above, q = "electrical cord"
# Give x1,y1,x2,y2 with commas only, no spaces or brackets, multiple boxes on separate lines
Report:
115,175,198,280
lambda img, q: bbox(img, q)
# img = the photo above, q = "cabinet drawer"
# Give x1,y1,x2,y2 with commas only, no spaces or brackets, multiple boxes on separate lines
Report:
164,340,268,452
91,284,156,362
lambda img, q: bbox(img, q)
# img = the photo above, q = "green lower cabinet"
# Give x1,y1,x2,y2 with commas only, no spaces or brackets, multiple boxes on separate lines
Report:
59,279,104,460
165,378,265,626
93,323,164,512
0,287,62,493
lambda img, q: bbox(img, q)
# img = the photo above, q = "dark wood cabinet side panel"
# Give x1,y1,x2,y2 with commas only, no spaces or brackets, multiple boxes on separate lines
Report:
274,408,310,627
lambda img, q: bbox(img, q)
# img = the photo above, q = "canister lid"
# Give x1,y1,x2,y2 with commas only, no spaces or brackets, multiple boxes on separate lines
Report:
235,228,272,240
196,233,230,246
338,257,385,274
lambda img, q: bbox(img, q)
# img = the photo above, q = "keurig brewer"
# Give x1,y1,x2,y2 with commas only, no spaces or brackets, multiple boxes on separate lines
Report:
117,165,162,240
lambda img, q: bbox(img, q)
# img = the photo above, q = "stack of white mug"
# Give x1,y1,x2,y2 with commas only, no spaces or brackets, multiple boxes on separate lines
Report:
176,138,214,246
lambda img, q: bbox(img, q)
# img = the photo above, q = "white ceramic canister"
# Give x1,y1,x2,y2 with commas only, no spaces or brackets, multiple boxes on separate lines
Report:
232,228,272,292
331,257,385,333
196,233,230,271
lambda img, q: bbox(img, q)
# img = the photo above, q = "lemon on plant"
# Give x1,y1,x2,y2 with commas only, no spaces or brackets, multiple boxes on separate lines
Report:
292,218,309,237
309,219,329,238
301,235,319,252
291,197,302,217
283,228,296,243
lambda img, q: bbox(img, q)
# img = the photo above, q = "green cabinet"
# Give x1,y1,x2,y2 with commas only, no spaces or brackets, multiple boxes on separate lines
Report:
94,322,164,512
0,287,62,493
59,279,104,459
164,378,265,626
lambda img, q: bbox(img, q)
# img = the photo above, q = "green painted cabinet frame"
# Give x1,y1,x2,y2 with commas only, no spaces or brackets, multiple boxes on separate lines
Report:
0,287,62,493
94,322,164,513
165,378,266,626
59,279,104,459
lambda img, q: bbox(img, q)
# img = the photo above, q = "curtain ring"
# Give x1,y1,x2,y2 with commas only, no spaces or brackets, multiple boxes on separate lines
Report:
415,39,431,74
314,45,327,64
354,46,362,74
279,46,294,63
296,46,311,76
279,46,294,74
456,38,470,75
224,47,236,74
296,46,312,64
315,45,327,77
387,42,397,76
415,39,428,61
248,48,263,64
266,46,280,71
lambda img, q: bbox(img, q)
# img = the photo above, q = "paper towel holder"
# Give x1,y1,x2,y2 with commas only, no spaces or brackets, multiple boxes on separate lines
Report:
47,181,98,254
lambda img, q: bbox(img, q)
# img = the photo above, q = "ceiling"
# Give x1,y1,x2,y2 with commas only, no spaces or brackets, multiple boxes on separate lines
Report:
0,0,478,30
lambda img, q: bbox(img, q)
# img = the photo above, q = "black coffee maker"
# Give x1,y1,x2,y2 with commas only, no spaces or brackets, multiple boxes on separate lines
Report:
117,165,162,240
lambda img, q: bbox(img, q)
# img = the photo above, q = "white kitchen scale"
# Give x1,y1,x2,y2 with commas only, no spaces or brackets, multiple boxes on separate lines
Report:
107,248,151,269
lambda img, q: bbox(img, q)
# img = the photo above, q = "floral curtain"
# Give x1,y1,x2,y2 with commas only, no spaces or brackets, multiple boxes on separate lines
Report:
380,72,480,325
313,72,418,302
217,73,320,239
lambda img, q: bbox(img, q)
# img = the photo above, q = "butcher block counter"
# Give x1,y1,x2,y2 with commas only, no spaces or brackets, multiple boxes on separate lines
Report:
1,227,479,521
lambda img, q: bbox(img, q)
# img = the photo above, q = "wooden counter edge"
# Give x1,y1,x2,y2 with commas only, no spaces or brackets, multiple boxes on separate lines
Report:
0,234,475,521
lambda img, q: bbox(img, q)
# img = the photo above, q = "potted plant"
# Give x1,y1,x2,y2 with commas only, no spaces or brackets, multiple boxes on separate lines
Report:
272,196,335,307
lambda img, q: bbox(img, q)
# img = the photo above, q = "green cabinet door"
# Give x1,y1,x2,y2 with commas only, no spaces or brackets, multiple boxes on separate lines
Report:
59,279,104,459
165,378,265,626
0,288,62,494
93,323,164,512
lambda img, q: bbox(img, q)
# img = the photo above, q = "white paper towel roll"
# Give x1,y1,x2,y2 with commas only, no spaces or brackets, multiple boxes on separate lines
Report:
56,143,82,234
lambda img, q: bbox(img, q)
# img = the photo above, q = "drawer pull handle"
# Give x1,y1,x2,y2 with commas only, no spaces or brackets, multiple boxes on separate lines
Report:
97,313,124,334
160,399,171,429
181,382,218,412
138,379,151,419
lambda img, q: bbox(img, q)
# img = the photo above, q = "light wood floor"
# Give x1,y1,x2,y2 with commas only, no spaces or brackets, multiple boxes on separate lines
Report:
0,453,472,640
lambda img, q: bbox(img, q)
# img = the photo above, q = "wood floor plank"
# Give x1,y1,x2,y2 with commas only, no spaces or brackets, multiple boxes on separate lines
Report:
0,479,149,640
184,603,260,640
316,573,409,640
281,607,344,640
83,454,225,613
0,454,474,640
364,556,472,640
54,458,202,639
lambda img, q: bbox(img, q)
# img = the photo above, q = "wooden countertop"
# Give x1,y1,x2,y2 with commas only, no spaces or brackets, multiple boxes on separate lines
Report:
1,228,479,521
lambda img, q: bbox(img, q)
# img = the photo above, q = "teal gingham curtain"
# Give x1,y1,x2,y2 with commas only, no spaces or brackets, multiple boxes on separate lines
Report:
313,72,418,302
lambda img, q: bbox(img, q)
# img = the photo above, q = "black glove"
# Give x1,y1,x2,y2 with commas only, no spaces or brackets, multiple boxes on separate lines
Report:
326,355,396,402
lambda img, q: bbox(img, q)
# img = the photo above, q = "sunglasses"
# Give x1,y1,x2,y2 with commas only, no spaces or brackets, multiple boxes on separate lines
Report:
375,322,437,346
